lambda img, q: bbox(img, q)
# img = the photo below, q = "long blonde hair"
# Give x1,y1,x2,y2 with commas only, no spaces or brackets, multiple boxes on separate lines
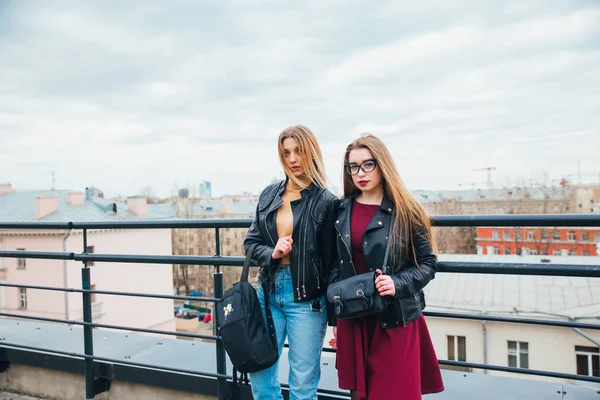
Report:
343,133,436,263
278,125,327,189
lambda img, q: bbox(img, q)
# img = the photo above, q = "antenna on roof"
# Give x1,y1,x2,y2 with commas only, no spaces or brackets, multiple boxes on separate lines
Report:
51,171,56,191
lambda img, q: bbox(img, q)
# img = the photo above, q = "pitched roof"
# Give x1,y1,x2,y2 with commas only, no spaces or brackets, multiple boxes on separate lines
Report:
425,254,600,322
0,190,169,222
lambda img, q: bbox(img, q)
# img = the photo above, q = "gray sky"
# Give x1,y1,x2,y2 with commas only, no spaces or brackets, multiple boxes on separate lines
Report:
1,1,599,198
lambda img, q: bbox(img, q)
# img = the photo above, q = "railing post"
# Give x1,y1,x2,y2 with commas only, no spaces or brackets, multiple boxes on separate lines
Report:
82,229,95,399
214,227,227,400
81,229,110,398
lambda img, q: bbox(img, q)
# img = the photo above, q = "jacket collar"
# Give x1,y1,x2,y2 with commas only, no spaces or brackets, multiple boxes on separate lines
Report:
339,190,395,214
281,177,319,198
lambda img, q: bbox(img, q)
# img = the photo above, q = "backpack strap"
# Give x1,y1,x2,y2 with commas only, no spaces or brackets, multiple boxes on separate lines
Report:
240,244,255,283
263,282,276,347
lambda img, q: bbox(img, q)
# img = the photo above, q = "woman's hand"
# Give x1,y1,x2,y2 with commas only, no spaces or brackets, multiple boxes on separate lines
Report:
272,236,293,259
328,326,337,349
375,269,396,297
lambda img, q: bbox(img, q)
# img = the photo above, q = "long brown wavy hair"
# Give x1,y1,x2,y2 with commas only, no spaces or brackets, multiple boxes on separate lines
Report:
343,133,437,264
278,125,328,189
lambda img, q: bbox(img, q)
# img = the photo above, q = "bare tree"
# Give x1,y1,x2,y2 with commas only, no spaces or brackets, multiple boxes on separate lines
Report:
431,196,477,255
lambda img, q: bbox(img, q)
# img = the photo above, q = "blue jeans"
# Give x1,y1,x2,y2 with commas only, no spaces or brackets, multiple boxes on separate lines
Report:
249,265,327,400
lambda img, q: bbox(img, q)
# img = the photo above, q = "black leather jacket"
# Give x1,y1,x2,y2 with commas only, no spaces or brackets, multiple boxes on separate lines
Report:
330,193,437,329
244,180,339,304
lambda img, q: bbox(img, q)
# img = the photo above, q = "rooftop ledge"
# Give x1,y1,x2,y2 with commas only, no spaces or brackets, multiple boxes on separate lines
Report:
0,319,597,400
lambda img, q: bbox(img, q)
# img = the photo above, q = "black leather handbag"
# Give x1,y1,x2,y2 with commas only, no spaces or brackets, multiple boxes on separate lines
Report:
327,210,396,320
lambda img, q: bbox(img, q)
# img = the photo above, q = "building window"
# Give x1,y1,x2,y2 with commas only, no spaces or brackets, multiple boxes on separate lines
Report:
575,346,599,377
508,341,528,369
541,249,548,255
583,251,590,256
553,250,562,256
527,231,535,241
515,231,522,240
541,230,548,240
553,231,561,241
569,249,577,256
19,288,27,309
492,230,500,240
582,232,590,242
86,246,95,266
448,335,466,362
504,229,511,240
17,248,26,269
504,247,511,255
492,247,500,255
568,231,576,241
529,249,537,255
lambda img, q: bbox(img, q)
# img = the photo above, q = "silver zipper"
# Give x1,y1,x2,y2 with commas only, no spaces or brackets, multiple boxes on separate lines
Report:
264,200,282,247
399,296,406,327
266,225,276,247
334,223,357,275
300,196,314,298
313,261,320,290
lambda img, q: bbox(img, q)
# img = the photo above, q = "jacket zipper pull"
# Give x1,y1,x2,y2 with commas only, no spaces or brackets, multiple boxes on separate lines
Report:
296,287,301,299
302,285,307,298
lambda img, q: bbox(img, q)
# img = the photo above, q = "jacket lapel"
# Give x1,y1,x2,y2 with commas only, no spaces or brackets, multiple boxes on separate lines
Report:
336,198,353,257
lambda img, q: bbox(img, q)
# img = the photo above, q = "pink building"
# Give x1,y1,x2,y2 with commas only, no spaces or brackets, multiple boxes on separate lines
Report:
0,183,175,333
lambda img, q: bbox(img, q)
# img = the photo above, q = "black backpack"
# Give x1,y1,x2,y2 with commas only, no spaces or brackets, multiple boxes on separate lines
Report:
216,245,278,375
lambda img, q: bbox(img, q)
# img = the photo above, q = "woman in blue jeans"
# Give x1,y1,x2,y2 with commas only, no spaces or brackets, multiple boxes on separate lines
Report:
244,125,338,400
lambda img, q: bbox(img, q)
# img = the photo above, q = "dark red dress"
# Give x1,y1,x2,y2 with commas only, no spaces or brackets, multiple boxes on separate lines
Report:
336,200,444,400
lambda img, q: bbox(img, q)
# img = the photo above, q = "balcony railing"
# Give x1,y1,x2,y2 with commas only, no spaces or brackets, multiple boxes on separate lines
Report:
0,214,599,399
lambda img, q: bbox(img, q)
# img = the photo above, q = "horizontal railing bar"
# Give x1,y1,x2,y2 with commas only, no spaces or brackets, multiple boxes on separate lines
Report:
2,251,599,278
0,342,230,379
72,219,254,230
1,214,598,231
439,360,600,383
0,222,73,229
424,311,600,330
0,282,219,303
0,250,246,266
73,254,245,266
432,214,600,227
0,250,74,260
437,261,600,277
0,313,219,341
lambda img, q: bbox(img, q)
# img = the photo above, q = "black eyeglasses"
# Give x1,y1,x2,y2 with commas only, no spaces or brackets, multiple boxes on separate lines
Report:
344,158,378,175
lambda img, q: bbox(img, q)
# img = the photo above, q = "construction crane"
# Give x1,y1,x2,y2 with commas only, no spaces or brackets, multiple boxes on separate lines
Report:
470,167,496,190
458,182,487,190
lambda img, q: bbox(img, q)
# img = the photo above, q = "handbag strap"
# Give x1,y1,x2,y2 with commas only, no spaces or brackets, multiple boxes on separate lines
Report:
241,245,277,347
381,209,396,275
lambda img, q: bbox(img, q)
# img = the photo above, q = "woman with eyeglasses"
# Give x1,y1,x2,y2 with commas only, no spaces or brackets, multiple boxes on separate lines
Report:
244,125,339,400
328,134,444,400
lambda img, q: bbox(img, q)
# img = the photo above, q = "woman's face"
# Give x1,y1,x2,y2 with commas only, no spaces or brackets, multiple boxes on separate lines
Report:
282,138,305,178
347,148,382,193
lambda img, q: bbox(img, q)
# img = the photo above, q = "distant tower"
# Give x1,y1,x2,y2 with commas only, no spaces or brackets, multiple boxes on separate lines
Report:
199,181,212,199
51,171,56,190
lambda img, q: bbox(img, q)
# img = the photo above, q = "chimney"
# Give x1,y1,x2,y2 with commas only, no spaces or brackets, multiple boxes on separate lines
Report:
67,191,84,206
0,183,14,195
127,196,148,217
36,196,59,220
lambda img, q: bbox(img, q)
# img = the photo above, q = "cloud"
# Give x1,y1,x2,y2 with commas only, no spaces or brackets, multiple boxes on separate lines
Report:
0,1,598,198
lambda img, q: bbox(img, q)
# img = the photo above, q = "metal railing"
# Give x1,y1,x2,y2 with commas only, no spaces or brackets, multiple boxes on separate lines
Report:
0,214,599,399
